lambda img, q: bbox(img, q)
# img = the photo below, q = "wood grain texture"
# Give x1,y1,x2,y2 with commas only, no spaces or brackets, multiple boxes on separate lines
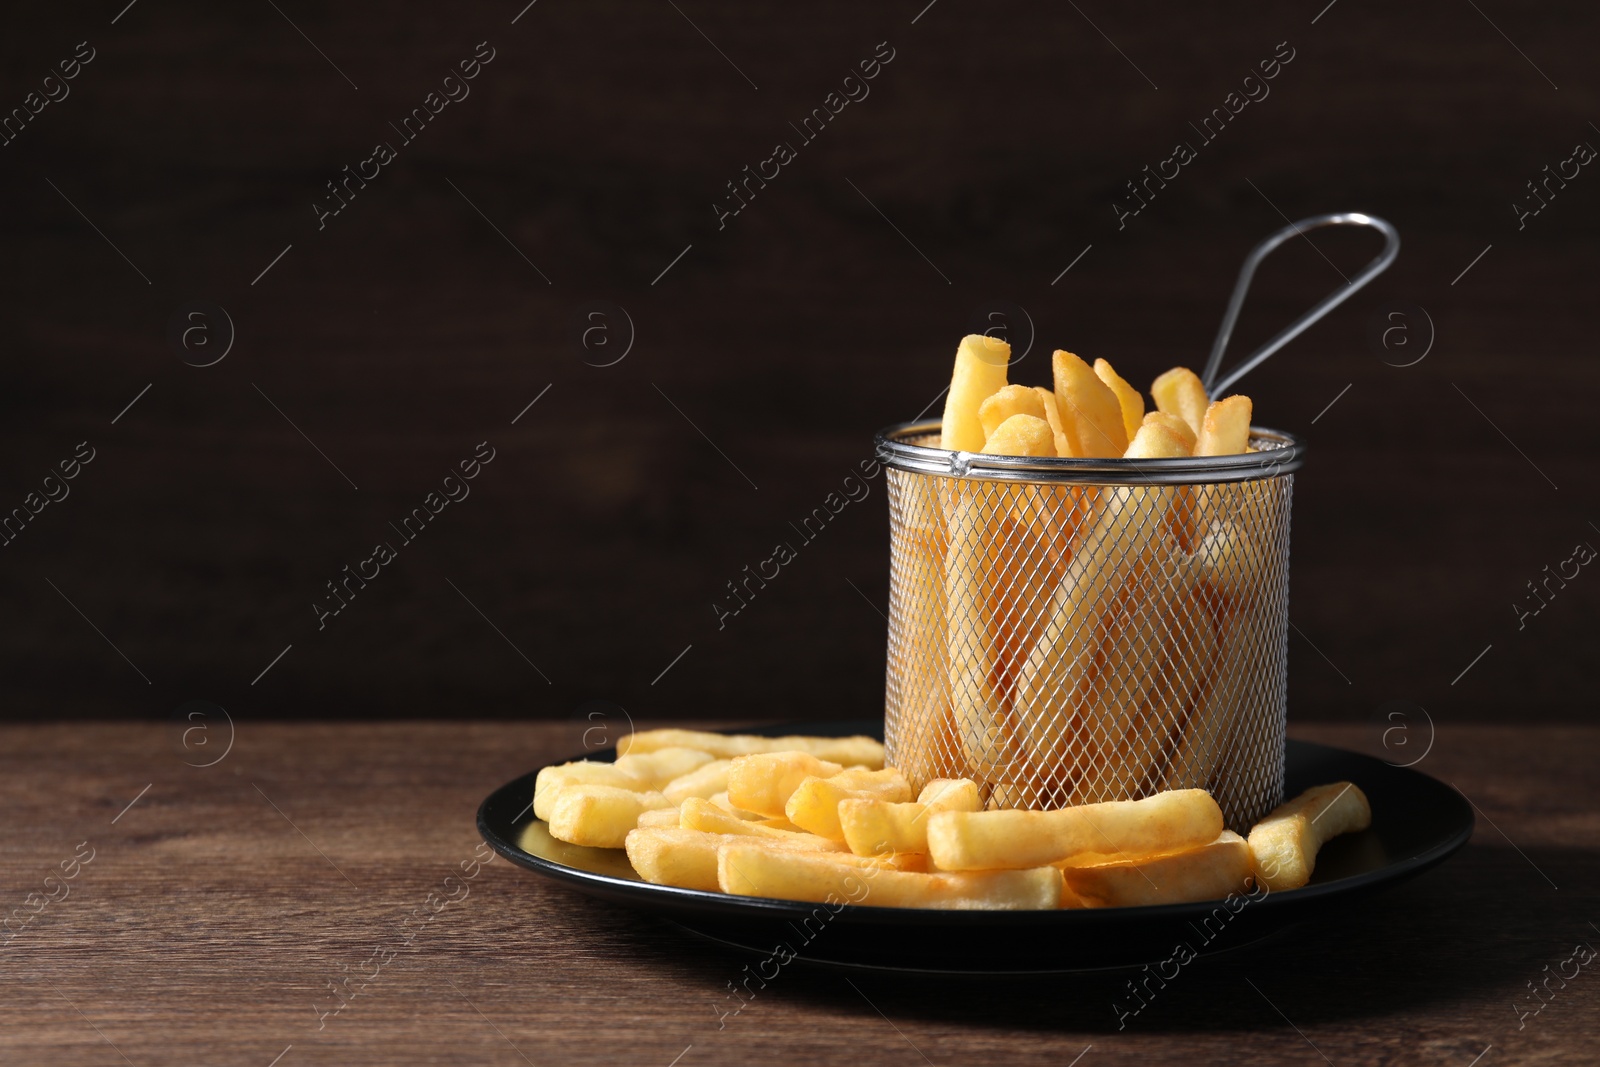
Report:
2,721,1596,1066
0,2,1597,726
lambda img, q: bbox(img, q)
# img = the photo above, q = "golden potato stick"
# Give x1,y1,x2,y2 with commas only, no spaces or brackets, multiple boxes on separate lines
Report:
1064,541,1188,805
927,788,1224,870
887,482,950,790
533,762,648,822
1093,358,1146,443
1169,612,1252,802
1064,830,1254,907
1013,424,1189,779
616,730,884,769
1033,386,1076,458
1142,410,1196,453
982,414,1055,457
839,778,980,857
1151,366,1208,439
1053,350,1128,457
1248,782,1372,890
1145,583,1223,795
679,797,846,850
717,843,1063,909
978,384,1050,442
708,792,761,818
626,829,925,892
1195,395,1252,456
546,785,674,848
611,747,717,789
662,759,733,804
785,768,913,840
945,493,1026,782
983,504,1060,720
635,806,682,829
725,752,845,817
940,334,1011,451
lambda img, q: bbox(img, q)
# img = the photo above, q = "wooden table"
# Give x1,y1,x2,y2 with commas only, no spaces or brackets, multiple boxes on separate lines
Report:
2,721,1595,1066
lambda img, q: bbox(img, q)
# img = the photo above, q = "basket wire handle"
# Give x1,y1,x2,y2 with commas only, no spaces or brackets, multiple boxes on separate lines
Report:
1201,212,1400,396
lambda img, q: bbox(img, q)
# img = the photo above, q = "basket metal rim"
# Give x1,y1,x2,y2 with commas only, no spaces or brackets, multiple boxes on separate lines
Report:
875,420,1306,484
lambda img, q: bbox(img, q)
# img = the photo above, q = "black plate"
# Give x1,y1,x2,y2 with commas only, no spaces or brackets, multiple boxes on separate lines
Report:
477,720,1473,974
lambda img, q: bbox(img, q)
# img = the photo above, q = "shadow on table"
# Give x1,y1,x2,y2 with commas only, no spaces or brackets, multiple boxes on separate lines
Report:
577,843,1589,1035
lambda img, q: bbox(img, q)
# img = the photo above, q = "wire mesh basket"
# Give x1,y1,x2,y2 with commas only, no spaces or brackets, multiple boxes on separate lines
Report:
877,425,1302,830
874,211,1399,831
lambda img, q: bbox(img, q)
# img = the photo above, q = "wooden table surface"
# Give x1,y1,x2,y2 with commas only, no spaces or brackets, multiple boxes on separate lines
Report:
2,720,1595,1066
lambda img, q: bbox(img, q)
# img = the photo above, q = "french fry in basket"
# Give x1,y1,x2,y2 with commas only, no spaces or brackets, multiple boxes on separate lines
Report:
1193,519,1264,607
1248,782,1372,890
533,761,647,821
1053,350,1128,457
978,385,1050,442
1063,542,1189,805
679,797,845,850
717,842,1063,909
1014,421,1190,781
1141,410,1196,454
1151,367,1208,439
1033,386,1076,458
927,788,1224,871
786,768,913,840
616,729,884,769
940,334,1012,451
1093,358,1145,443
945,493,1029,783
1149,585,1226,794
1063,830,1254,907
662,759,733,804
840,778,981,857
611,747,718,789
1195,395,1253,456
725,752,845,817
982,414,1056,457
546,784,674,848
889,491,954,788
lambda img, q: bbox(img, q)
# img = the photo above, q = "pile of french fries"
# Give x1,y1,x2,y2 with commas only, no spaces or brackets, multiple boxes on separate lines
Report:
890,335,1284,815
533,728,1371,910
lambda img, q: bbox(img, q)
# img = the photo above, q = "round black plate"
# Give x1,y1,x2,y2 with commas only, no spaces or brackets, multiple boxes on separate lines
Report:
477,720,1473,974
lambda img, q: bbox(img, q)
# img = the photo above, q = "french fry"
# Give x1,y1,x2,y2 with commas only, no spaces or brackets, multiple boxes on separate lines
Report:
1063,830,1254,907
636,806,682,829
839,778,981,857
1014,422,1190,780
717,842,1063,909
708,791,762,818
626,828,923,892
533,762,647,822
679,797,845,850
1033,386,1076,458
1142,582,1222,796
725,752,845,817
786,767,913,840
940,334,1011,451
1063,540,1188,805
1193,519,1264,607
1053,350,1128,457
546,785,673,849
1195,395,1252,456
617,730,884,769
982,414,1055,457
1169,612,1253,800
888,476,954,789
945,492,1029,784
1141,410,1196,454
662,759,734,804
612,747,717,790
1151,367,1208,439
927,788,1224,870
978,385,1050,441
1093,358,1145,443
1248,782,1371,890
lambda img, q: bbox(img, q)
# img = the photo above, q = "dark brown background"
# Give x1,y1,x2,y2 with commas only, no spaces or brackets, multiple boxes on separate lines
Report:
1,0,1594,726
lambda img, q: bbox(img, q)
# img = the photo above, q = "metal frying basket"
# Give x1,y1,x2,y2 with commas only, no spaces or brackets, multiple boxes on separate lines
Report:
875,213,1399,831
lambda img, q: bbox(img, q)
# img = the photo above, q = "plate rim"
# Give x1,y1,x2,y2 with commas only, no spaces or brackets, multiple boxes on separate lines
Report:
476,721,1475,925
